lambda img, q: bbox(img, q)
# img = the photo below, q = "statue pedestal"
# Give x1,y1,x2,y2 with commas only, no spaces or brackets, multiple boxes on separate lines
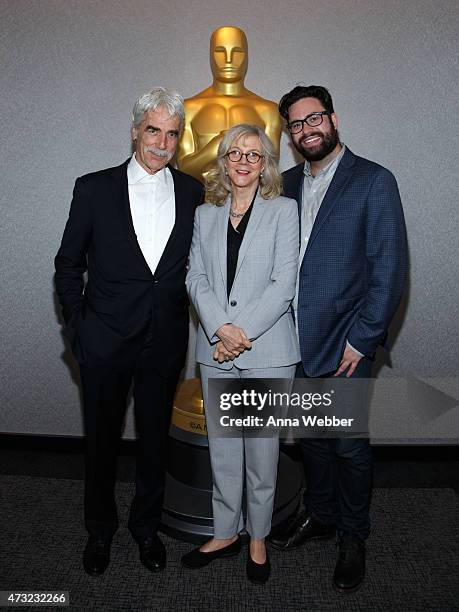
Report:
161,378,302,543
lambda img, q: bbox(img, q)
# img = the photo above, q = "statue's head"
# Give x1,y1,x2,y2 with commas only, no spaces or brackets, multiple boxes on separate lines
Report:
210,26,248,84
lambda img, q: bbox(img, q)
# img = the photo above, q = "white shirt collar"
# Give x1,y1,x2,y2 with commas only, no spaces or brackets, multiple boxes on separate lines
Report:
127,153,169,184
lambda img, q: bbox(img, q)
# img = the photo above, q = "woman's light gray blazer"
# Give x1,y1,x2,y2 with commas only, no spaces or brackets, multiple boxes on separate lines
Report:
186,193,301,370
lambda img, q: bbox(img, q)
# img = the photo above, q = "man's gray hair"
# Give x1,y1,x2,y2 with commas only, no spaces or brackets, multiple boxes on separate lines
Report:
132,87,185,130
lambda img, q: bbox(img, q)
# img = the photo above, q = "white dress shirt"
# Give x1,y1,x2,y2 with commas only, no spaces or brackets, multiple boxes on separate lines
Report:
127,154,175,275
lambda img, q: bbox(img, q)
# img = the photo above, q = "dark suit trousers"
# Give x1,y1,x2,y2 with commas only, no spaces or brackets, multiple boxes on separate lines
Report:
297,357,373,540
79,322,180,542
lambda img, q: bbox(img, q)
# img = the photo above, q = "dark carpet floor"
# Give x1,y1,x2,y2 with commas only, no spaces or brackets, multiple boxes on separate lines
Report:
1,474,458,611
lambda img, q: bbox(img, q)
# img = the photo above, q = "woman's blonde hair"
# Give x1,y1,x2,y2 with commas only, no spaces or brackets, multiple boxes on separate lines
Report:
205,124,282,205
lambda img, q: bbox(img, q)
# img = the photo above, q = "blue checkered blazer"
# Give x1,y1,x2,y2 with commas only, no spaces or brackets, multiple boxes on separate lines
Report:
283,147,408,377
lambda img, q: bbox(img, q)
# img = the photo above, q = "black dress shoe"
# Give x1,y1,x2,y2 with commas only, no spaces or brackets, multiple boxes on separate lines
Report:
83,537,111,576
246,549,270,585
138,534,166,572
269,510,335,550
333,534,365,593
181,536,241,569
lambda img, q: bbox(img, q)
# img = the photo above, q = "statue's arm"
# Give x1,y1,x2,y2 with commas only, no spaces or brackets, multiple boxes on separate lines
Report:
263,106,282,156
177,112,197,166
178,125,224,182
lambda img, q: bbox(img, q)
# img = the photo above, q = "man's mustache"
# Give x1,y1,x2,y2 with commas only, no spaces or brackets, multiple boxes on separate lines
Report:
145,146,173,159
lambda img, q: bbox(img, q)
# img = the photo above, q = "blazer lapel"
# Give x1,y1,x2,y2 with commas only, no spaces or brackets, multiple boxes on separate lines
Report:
296,172,305,247
305,148,356,254
233,193,266,283
154,165,184,277
217,197,230,290
111,160,153,275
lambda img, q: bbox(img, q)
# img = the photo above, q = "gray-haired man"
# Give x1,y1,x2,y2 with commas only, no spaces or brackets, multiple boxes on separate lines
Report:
55,88,204,575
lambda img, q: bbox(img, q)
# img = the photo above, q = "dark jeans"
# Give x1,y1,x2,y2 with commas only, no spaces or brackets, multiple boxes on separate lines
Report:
297,357,373,539
79,323,180,543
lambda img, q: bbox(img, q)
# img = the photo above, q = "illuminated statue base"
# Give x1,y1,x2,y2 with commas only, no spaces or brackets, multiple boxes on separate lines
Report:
161,378,302,542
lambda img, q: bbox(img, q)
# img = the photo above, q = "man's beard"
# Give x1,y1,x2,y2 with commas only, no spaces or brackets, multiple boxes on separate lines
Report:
294,127,340,162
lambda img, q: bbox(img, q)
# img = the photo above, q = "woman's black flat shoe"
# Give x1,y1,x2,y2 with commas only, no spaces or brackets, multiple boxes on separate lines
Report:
246,549,270,584
181,537,241,569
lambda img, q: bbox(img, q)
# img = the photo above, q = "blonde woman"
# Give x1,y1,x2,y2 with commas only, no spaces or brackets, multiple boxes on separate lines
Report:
181,124,300,584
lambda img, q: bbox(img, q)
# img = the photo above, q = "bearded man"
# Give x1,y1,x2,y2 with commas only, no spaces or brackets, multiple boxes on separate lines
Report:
269,85,407,593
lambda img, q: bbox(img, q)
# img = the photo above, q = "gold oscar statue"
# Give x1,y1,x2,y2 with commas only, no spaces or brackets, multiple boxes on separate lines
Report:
172,27,281,436
177,25,282,182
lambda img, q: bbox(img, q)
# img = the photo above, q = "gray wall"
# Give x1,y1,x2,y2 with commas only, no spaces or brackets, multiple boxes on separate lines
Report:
1,0,457,437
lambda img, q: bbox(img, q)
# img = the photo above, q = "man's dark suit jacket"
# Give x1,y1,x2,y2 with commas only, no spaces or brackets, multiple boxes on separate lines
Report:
55,159,204,375
283,147,408,377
